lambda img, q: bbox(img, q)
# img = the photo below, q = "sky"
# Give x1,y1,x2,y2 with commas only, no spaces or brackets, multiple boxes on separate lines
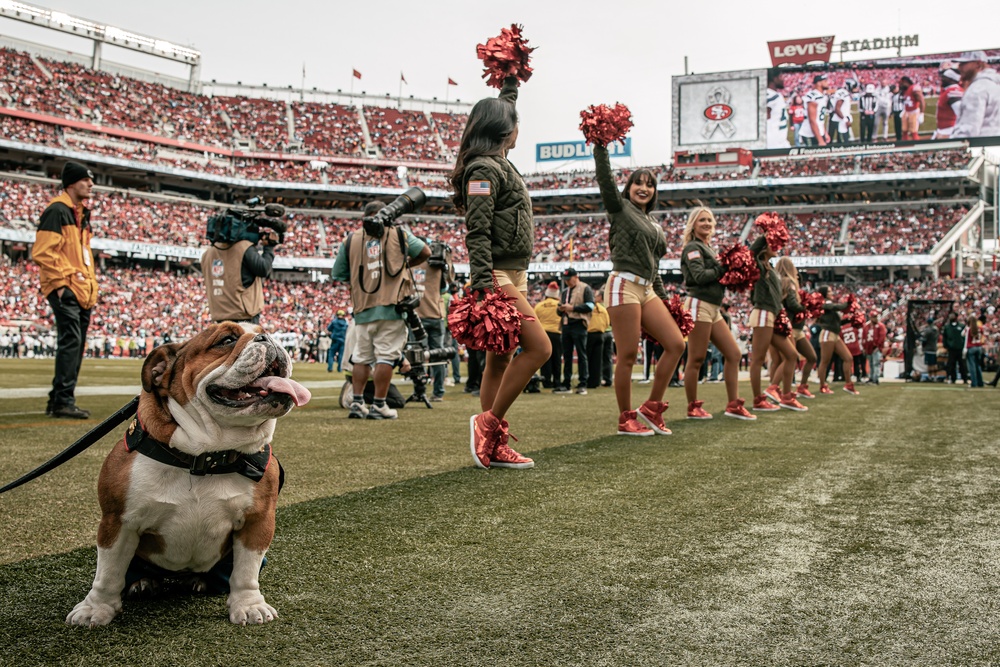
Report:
2,0,999,170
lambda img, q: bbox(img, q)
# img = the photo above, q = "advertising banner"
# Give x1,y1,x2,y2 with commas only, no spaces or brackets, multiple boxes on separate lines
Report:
536,138,631,163
768,36,836,66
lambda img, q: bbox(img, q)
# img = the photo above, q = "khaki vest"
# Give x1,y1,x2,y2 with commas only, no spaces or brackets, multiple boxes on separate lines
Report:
202,241,264,322
415,265,445,320
346,228,413,314
562,283,592,327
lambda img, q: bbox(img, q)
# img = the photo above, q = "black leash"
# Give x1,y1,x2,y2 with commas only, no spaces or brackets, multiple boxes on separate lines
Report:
0,396,139,494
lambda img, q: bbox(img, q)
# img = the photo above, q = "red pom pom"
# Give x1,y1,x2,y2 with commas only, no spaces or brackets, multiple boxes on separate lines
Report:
579,103,634,146
774,310,792,337
640,296,693,342
755,212,790,252
476,24,535,89
447,289,533,354
667,295,695,338
717,244,760,293
842,294,866,328
799,290,825,321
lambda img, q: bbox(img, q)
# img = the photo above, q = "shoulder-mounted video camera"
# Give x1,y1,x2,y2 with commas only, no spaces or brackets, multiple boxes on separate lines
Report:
363,187,427,238
206,196,288,247
428,241,451,269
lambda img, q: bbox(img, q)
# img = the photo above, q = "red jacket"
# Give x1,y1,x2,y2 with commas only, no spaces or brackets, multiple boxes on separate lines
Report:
840,323,863,356
862,321,887,355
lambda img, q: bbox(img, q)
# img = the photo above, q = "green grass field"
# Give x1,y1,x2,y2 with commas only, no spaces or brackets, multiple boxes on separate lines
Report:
1,358,999,666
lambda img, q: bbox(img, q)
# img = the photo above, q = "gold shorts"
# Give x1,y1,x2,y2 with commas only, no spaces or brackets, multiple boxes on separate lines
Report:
902,111,920,133
792,328,806,341
748,308,775,328
605,272,658,307
492,269,528,293
685,297,723,324
819,329,840,343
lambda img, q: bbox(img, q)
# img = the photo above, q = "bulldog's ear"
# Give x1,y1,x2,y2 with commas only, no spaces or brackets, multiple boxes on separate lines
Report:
141,342,181,393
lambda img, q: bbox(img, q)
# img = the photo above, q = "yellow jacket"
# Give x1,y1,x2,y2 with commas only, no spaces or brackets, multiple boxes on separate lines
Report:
534,297,562,334
588,303,610,333
32,193,99,309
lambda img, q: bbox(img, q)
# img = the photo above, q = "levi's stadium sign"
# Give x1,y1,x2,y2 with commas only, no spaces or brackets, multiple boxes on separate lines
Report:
767,36,835,66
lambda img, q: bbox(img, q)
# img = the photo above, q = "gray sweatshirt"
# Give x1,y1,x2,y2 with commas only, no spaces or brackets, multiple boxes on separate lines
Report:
951,68,1000,139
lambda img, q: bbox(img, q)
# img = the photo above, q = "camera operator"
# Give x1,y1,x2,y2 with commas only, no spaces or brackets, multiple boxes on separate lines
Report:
331,199,430,420
413,239,455,402
201,224,279,324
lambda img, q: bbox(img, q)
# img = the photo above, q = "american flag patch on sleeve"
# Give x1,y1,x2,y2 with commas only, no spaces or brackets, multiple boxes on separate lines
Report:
467,180,491,196
687,250,701,260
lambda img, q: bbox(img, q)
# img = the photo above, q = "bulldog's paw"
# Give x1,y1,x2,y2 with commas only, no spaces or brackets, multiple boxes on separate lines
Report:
228,594,277,625
126,577,162,600
66,597,121,627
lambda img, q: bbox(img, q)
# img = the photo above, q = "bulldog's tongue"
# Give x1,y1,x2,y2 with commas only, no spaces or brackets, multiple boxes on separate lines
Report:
252,376,311,406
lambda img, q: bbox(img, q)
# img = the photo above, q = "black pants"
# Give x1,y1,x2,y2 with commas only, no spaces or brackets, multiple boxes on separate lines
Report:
892,112,903,140
562,322,589,388
46,289,92,408
861,115,875,141
601,332,614,385
465,349,486,390
586,331,609,388
945,348,968,383
540,331,563,388
854,354,866,379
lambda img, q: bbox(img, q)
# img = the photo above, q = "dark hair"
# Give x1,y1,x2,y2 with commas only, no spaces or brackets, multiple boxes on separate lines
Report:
900,76,913,85
767,67,783,85
363,201,385,216
449,97,518,213
622,169,659,214
818,285,830,298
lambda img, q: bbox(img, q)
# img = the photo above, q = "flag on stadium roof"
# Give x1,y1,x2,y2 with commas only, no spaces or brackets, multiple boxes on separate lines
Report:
352,69,361,80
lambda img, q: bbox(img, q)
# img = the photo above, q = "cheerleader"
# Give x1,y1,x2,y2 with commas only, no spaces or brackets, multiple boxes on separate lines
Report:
814,285,859,395
747,237,806,411
451,76,550,469
593,143,684,435
680,207,755,420
775,258,817,398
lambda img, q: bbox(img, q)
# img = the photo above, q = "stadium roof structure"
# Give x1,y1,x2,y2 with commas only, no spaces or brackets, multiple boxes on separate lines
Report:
0,0,202,89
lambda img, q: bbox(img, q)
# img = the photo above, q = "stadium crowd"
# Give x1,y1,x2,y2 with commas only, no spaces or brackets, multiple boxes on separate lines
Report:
0,177,972,260
1,257,997,373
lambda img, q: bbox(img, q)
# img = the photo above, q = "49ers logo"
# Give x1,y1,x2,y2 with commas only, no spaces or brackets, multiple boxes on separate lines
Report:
704,104,734,121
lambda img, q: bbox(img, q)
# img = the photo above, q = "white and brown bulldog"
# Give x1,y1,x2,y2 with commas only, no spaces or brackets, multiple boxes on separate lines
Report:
66,322,311,627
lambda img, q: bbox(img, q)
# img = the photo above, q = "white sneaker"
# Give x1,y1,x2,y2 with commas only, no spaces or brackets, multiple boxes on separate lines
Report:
445,378,455,387
348,401,369,419
366,402,398,420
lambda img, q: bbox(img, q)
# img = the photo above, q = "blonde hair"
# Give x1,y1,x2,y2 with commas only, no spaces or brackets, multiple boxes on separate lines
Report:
682,205,716,245
775,256,799,297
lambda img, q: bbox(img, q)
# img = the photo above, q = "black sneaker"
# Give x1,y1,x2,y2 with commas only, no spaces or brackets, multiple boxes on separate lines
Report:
553,386,572,394
51,405,90,419
575,386,588,395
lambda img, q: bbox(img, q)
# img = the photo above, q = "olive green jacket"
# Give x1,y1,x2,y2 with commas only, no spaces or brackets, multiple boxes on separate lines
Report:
750,236,782,315
817,301,849,332
783,287,808,330
463,77,534,292
593,144,667,299
681,238,726,305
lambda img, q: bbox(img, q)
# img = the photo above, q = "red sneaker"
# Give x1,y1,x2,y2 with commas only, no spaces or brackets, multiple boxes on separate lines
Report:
489,420,533,468
843,382,860,395
819,384,834,395
779,392,808,412
637,400,672,435
753,394,780,412
686,400,713,420
764,384,782,403
618,410,654,436
796,384,815,399
724,398,757,420
469,411,500,469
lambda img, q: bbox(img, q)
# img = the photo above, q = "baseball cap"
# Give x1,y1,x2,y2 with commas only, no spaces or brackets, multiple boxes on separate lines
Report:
953,50,987,63
813,74,828,84
562,267,578,278
336,309,346,316
941,68,961,82
865,83,876,93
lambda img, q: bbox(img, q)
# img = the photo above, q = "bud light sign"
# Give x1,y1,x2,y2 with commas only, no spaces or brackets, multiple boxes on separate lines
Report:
536,138,632,163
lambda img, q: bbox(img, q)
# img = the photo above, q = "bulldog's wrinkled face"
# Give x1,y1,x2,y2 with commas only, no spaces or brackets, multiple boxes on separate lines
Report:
142,323,311,426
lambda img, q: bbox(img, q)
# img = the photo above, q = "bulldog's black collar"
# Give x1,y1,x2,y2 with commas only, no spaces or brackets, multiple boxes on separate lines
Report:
124,414,272,483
